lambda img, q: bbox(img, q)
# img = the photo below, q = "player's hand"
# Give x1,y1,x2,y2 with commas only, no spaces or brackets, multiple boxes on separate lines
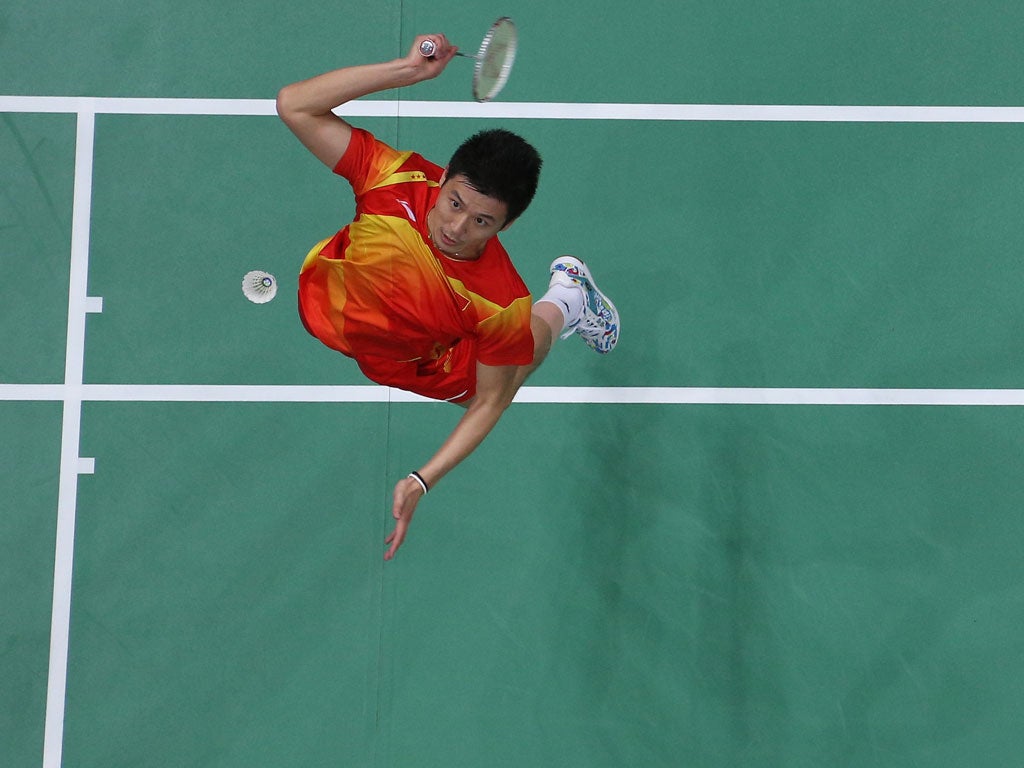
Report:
408,34,459,80
385,475,426,560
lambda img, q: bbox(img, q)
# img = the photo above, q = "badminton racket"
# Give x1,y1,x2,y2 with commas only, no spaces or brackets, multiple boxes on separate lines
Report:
418,17,518,102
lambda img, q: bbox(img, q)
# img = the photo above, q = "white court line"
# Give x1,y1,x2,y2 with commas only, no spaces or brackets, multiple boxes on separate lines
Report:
40,108,96,768
3,95,1024,122
3,383,1024,406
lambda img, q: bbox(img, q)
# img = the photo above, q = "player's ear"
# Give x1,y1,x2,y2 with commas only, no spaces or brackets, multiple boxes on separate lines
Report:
438,168,448,186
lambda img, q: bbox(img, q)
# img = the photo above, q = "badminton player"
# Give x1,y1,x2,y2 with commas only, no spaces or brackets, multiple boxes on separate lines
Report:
276,34,619,560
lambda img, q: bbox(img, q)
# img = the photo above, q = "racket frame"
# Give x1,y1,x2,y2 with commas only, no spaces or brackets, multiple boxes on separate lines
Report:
471,17,517,102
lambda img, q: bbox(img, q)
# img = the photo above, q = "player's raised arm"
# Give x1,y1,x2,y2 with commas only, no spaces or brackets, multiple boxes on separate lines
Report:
276,35,458,168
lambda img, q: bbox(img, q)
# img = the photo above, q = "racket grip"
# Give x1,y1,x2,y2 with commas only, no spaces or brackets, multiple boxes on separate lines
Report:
418,39,437,58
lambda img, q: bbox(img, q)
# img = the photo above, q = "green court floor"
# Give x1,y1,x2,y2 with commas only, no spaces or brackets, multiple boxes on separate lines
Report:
4,2,1024,767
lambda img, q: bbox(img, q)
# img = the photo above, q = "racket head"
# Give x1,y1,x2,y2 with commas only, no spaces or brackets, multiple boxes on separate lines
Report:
472,17,517,102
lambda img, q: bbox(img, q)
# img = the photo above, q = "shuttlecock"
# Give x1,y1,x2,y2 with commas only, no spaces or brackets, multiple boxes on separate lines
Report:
242,270,277,304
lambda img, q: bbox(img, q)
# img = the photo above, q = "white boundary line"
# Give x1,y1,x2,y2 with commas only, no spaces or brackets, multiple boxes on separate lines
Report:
40,107,96,768
3,95,1024,122
4,384,1024,406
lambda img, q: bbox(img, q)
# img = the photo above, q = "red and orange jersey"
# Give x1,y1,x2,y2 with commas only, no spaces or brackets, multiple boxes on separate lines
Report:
298,128,534,396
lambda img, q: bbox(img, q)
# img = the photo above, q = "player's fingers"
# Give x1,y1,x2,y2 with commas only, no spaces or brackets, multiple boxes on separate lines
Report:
384,526,405,560
430,34,451,54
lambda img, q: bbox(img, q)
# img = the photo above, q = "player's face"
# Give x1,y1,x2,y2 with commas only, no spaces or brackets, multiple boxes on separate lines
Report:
427,174,510,260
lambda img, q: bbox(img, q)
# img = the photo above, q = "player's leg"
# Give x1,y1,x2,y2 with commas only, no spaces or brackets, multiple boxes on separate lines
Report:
511,303,561,389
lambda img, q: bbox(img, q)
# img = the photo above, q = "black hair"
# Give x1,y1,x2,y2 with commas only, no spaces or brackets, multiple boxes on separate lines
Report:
445,129,542,224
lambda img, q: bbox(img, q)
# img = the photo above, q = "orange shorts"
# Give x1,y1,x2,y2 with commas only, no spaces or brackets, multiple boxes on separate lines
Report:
353,341,477,403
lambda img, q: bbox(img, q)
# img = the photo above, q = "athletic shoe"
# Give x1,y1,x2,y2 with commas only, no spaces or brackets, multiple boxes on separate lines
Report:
548,256,620,353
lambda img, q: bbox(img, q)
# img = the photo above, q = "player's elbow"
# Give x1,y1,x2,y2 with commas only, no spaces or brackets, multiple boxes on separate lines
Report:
275,84,302,126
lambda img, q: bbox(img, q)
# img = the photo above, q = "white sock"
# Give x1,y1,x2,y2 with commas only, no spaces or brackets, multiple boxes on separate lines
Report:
537,282,585,333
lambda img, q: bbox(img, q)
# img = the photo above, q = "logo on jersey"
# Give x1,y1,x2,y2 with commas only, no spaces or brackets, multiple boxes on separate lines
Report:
397,200,417,222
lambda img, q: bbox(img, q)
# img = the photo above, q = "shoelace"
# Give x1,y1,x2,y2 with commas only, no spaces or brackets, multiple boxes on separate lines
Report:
571,298,615,340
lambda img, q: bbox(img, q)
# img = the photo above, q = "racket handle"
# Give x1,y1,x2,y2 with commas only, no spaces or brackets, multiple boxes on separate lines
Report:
418,39,437,57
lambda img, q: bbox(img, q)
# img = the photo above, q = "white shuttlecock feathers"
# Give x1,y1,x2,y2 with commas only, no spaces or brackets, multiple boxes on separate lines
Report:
242,270,277,304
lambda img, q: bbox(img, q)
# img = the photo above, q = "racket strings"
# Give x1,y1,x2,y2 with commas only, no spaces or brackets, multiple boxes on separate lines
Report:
474,19,517,102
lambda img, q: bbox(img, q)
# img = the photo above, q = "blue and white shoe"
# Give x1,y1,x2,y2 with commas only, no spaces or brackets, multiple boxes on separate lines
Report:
549,256,620,354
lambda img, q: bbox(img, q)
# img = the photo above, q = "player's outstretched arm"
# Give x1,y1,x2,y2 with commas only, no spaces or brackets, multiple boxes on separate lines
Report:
276,35,458,169
384,362,518,561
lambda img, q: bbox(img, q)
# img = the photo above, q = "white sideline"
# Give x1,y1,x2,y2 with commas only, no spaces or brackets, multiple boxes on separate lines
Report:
41,107,95,768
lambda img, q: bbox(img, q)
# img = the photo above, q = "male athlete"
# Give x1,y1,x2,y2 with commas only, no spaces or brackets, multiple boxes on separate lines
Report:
276,33,619,560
